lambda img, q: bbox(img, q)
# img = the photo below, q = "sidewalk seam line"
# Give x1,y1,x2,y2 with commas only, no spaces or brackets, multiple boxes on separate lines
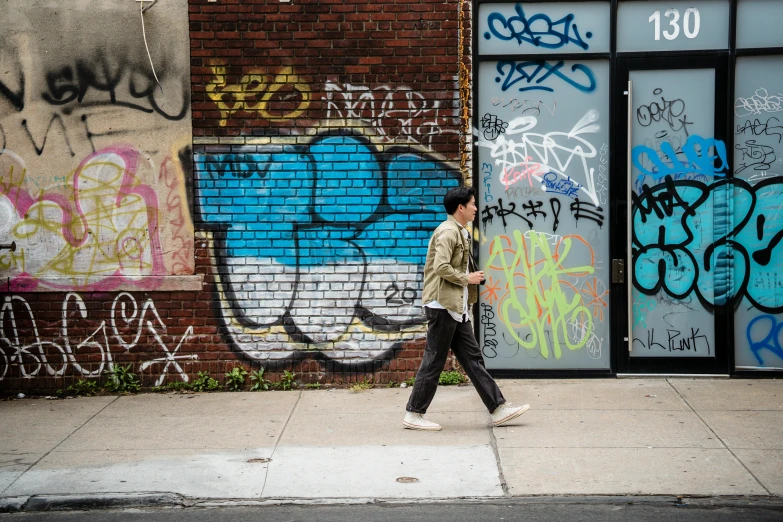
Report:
1,395,121,496
260,389,302,497
486,417,510,496
666,379,772,495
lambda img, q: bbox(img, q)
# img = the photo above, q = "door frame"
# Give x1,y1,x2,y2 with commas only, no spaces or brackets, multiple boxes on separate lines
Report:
612,53,732,374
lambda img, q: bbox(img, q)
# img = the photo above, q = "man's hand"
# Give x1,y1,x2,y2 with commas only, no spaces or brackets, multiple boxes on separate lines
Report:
468,271,485,285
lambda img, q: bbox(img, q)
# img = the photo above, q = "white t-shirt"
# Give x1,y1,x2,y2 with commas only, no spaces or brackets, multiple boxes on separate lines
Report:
424,225,470,322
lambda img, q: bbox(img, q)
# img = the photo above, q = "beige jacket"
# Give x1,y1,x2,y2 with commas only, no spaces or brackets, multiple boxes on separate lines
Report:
421,215,478,315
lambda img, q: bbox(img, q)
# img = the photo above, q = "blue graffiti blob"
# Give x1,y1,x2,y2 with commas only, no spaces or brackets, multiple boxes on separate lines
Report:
194,134,460,269
746,314,783,366
495,60,596,93
632,135,729,182
632,175,783,313
632,176,745,306
484,4,592,50
195,147,312,266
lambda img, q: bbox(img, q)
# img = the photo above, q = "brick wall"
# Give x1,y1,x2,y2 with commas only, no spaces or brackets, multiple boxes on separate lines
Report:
0,0,471,393
187,0,471,384
189,0,467,150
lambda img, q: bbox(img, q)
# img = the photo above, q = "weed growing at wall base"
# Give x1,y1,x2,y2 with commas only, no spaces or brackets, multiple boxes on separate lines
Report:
349,378,373,392
225,367,248,391
192,371,220,392
104,364,141,394
166,381,191,392
56,379,99,397
439,371,468,385
275,370,297,391
249,368,271,391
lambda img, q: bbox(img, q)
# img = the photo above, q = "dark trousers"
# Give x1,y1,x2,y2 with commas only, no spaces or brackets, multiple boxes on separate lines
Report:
406,307,506,414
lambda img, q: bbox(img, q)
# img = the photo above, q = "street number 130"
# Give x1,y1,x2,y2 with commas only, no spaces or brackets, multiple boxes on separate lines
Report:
648,8,700,41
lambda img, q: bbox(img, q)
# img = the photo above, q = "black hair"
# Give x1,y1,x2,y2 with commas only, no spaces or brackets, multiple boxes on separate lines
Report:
443,186,475,215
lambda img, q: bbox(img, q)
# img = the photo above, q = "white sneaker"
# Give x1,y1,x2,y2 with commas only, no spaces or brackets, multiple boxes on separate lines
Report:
403,411,442,431
491,403,530,427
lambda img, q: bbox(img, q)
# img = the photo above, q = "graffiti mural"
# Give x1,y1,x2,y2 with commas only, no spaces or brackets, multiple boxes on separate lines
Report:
194,133,460,368
478,2,611,57
483,4,593,51
633,176,783,303
0,1,196,390
477,56,611,370
628,63,783,367
484,231,601,361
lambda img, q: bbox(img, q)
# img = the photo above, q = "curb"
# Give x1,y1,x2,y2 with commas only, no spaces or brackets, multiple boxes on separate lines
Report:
0,496,29,514
0,493,186,513
3,493,783,514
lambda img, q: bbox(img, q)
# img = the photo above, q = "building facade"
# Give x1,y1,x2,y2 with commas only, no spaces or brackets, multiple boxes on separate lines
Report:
0,0,781,392
474,0,783,376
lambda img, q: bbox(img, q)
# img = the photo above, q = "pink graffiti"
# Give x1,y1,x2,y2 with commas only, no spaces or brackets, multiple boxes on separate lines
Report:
0,146,167,291
499,156,542,190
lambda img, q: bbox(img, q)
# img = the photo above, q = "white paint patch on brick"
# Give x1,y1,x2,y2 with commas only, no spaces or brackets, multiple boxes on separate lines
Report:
215,257,428,362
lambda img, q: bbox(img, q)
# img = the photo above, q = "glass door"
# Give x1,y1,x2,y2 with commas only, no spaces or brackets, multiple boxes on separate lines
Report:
616,56,731,373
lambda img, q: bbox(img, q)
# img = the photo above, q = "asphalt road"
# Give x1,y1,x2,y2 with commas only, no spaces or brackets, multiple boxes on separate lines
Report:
2,499,783,522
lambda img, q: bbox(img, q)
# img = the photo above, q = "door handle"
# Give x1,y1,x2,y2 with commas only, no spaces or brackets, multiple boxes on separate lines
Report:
612,259,625,284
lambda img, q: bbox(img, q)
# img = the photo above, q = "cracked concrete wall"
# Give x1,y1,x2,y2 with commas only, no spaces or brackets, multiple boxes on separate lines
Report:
0,0,194,292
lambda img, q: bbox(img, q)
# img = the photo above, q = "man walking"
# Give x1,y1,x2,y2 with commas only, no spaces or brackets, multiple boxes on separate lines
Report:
403,186,530,431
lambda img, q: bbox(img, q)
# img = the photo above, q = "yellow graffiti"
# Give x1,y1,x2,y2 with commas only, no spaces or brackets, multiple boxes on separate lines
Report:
486,231,594,359
0,163,28,272
206,63,311,127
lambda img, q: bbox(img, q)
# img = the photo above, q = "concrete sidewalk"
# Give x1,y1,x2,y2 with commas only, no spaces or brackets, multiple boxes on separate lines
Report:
1,379,782,511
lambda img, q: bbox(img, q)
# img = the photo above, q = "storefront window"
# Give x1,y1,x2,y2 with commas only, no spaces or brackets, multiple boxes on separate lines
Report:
733,56,783,370
477,3,611,370
476,58,611,370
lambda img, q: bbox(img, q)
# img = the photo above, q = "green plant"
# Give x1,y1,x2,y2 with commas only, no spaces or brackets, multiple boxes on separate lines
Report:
103,364,141,393
349,378,373,393
249,368,271,391
404,376,416,387
225,367,248,391
439,371,468,385
386,381,398,388
166,381,191,392
191,371,220,392
304,382,321,389
277,370,296,391
65,379,99,396
150,386,166,393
